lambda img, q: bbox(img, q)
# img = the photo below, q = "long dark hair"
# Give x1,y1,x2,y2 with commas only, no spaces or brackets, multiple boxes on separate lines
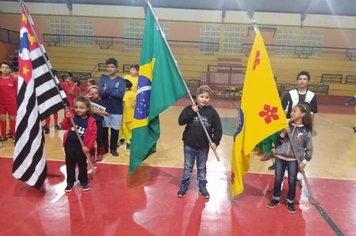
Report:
295,103,313,132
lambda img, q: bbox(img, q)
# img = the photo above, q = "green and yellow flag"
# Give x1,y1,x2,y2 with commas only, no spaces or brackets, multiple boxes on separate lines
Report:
129,7,187,173
231,30,287,197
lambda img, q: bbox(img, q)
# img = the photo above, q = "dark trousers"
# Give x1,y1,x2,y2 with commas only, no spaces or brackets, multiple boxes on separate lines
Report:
64,142,88,185
102,127,119,152
273,157,298,203
96,121,103,148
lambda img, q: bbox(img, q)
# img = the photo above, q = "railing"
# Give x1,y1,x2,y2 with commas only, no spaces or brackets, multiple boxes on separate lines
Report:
241,43,356,60
207,64,245,73
97,63,131,73
344,75,356,84
42,33,219,54
277,83,329,95
56,71,92,81
320,74,343,84
42,33,356,60
0,28,19,44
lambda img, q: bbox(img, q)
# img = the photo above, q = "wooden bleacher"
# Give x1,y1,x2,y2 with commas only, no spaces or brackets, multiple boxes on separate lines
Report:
345,75,356,84
44,45,356,97
320,74,343,84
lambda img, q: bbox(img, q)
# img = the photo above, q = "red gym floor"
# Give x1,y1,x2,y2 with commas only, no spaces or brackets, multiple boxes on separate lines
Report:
0,157,355,236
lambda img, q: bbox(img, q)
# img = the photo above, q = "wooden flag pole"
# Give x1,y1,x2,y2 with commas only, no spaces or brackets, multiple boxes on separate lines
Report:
145,1,220,161
19,0,95,174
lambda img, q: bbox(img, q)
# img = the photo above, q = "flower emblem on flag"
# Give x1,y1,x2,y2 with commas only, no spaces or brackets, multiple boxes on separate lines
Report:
259,104,280,124
134,75,151,120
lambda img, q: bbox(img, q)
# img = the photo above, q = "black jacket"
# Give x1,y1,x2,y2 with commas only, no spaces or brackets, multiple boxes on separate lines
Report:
178,105,222,149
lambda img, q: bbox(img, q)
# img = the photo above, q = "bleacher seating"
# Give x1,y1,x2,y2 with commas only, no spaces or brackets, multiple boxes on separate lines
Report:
214,57,245,73
185,79,201,92
320,74,343,84
97,63,131,74
344,75,356,84
57,71,91,81
41,44,356,97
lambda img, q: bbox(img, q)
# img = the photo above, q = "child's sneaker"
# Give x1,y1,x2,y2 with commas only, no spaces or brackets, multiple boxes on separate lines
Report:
267,199,280,208
199,186,210,199
126,143,131,150
54,125,61,130
65,183,74,193
177,183,189,197
81,183,90,191
268,163,275,171
287,202,296,214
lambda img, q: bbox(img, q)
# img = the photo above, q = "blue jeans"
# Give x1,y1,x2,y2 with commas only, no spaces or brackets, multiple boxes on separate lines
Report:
273,157,298,203
181,145,209,188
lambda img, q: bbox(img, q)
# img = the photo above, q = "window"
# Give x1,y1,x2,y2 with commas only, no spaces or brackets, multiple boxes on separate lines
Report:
49,17,70,45
200,24,220,54
276,28,323,57
49,17,93,46
300,31,323,57
276,29,298,56
72,19,94,46
223,25,246,54
124,20,144,49
124,19,169,49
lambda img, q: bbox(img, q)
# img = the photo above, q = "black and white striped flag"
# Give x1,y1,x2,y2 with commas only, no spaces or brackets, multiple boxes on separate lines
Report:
12,10,67,189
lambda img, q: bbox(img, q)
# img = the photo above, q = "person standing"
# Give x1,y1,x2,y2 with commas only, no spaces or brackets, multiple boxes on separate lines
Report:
123,64,139,93
177,85,222,199
86,85,109,162
282,71,318,119
268,103,313,214
0,62,17,141
268,71,318,171
61,96,97,192
98,58,125,156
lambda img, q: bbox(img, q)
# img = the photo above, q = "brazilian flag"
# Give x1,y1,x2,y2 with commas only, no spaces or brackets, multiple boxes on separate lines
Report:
129,7,187,173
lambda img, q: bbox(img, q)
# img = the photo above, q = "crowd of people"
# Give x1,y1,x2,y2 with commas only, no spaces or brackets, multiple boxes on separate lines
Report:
1,54,354,213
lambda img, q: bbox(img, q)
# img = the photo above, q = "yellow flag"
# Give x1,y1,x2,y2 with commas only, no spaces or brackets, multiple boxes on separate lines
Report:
231,30,287,198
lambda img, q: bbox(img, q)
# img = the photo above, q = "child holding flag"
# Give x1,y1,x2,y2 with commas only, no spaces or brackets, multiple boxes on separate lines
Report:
61,96,97,192
268,103,313,213
177,85,222,199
